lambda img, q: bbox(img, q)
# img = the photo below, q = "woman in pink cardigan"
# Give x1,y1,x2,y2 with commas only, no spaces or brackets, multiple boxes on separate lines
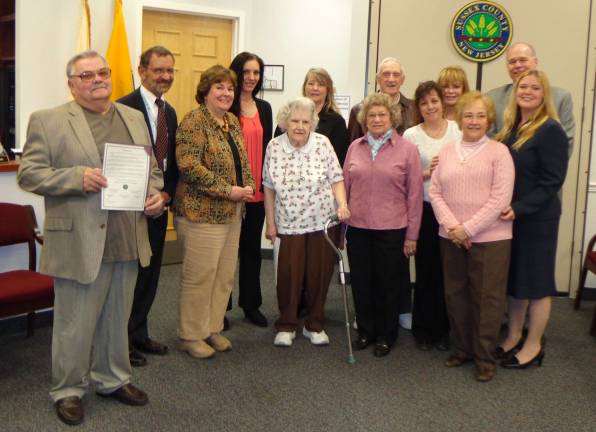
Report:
429,91,515,382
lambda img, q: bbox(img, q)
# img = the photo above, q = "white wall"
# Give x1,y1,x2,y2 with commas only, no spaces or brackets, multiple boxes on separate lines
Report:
4,0,368,271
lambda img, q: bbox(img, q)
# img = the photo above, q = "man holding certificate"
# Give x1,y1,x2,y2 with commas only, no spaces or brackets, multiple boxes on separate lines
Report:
17,50,164,426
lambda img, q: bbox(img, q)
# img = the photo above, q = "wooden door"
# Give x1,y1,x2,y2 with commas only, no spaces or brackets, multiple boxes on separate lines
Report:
142,10,234,121
142,10,233,253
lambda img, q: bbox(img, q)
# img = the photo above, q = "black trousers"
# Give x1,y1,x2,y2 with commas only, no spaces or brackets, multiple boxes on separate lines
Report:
412,202,449,342
347,226,409,346
228,201,265,311
128,211,167,344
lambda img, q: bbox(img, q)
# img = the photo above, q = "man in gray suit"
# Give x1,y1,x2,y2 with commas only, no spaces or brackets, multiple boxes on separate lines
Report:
486,42,575,153
18,50,165,426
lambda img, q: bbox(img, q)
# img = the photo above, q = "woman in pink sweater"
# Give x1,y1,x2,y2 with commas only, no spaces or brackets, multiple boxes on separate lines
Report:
429,91,515,382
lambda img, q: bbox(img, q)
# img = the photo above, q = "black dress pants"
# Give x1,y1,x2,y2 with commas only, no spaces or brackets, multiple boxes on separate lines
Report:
347,226,409,346
128,211,167,344
412,202,449,342
228,201,265,311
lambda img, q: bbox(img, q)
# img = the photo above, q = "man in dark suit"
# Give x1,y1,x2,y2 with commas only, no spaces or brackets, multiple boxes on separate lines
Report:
118,46,179,367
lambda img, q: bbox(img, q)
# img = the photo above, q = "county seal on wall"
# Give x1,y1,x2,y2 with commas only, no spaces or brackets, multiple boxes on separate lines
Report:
451,1,512,62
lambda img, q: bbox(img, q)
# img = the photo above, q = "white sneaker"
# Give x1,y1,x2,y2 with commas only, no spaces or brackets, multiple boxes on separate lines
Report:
302,328,330,345
352,318,358,330
274,331,296,347
399,313,412,330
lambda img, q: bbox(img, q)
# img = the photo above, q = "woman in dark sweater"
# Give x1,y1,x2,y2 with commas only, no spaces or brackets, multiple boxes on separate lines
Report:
496,70,569,369
275,67,348,165
227,52,273,327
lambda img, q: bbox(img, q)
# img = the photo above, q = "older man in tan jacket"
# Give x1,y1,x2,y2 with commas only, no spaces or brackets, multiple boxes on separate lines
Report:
18,50,164,426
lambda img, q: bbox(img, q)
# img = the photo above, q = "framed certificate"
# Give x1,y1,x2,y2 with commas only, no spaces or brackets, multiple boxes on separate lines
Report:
263,64,284,91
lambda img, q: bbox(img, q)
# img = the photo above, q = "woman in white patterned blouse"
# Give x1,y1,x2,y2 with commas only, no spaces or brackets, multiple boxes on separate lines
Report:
263,97,350,347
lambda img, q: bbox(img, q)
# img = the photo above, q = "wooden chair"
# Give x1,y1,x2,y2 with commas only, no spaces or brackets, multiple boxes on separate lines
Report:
574,233,596,336
0,203,54,336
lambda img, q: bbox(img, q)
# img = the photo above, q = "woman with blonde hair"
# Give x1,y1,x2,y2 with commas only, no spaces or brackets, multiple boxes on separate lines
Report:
437,66,470,121
496,70,568,369
275,68,348,165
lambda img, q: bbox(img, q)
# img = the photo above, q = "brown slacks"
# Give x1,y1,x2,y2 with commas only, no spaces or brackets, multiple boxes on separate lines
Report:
275,227,339,333
440,238,511,366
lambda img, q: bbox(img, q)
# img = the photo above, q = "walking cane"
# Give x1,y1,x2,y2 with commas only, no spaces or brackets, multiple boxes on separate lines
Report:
323,216,356,364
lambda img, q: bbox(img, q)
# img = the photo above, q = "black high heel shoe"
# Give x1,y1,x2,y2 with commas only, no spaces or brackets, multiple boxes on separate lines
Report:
495,338,524,359
501,350,545,369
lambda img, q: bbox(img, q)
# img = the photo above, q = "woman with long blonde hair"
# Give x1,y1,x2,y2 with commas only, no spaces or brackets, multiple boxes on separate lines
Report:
496,70,569,369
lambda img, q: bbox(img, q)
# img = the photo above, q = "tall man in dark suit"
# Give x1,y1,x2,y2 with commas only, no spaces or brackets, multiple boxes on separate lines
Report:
18,50,165,425
118,46,179,367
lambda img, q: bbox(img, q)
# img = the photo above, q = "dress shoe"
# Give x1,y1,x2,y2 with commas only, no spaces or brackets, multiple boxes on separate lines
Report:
207,333,232,352
179,340,215,359
133,338,168,355
354,335,373,351
55,396,84,426
444,353,472,367
373,341,391,357
129,349,147,367
434,337,451,352
415,338,433,351
495,338,524,359
223,316,230,331
475,363,496,382
98,383,148,406
243,308,268,327
501,350,545,369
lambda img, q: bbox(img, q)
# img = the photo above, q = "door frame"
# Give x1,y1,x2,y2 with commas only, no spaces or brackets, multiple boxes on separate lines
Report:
131,0,245,87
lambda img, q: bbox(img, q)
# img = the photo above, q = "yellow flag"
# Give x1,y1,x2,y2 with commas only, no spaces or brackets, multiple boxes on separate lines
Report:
106,0,133,100
76,0,90,52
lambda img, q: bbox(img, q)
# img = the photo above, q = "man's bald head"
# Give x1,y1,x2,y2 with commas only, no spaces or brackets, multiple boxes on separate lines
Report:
505,42,538,81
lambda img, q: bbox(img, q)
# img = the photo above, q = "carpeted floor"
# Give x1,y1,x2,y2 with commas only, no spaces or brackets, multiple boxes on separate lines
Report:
1,260,595,432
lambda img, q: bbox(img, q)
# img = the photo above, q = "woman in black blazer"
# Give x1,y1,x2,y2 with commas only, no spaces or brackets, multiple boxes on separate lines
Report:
275,68,348,166
496,70,569,369
227,52,273,327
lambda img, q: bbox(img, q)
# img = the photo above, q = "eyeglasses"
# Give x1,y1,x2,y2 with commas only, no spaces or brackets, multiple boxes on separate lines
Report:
367,112,389,119
148,67,175,76
70,68,111,82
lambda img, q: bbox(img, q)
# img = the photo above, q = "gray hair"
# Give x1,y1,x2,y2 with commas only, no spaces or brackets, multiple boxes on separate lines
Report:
276,97,319,131
66,50,107,78
377,57,406,77
506,41,537,58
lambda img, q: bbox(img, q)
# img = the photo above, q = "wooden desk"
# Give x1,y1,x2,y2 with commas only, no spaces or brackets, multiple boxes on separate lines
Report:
0,160,19,172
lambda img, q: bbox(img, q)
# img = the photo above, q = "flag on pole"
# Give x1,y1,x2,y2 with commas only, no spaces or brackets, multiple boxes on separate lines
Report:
106,0,133,101
76,0,91,52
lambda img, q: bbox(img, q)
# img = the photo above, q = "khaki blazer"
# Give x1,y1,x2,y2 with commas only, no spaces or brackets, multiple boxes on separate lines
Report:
18,101,163,284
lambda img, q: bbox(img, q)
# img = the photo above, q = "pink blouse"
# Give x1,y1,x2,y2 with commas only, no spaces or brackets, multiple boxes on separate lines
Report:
240,112,264,202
